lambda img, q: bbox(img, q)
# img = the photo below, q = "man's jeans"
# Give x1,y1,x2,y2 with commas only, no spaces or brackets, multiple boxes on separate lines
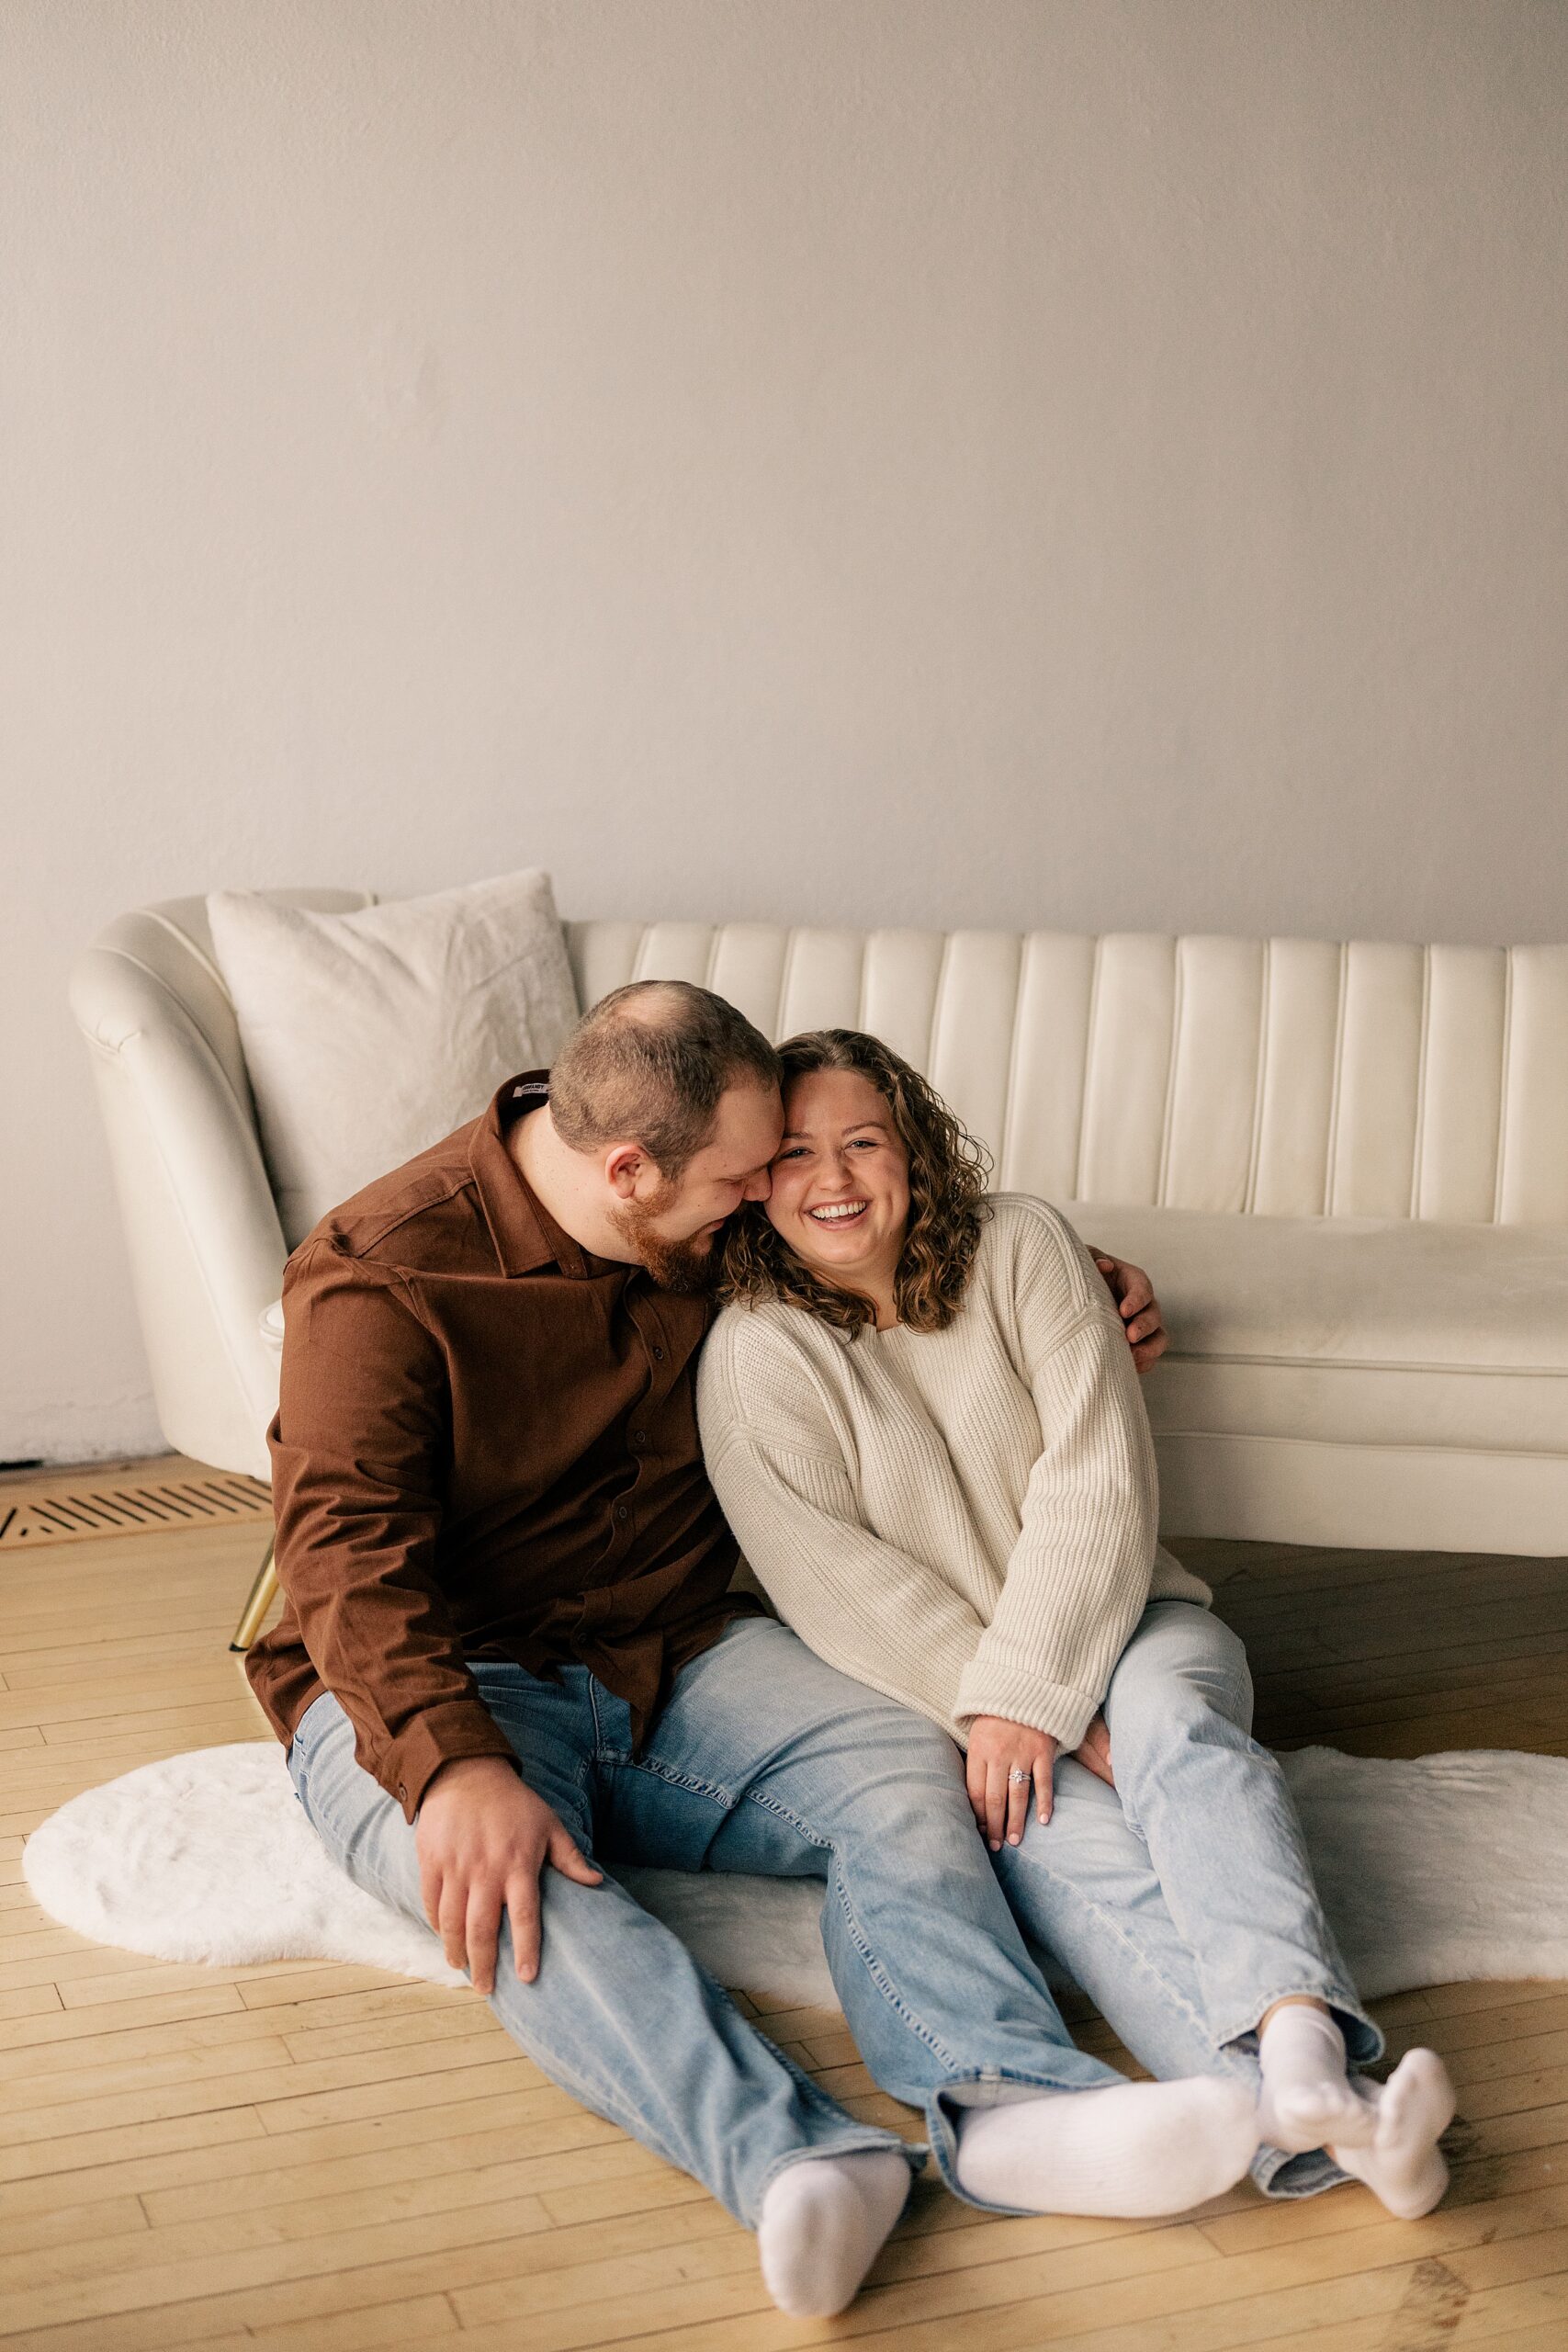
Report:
286,1615,1145,2228
994,1599,1385,2200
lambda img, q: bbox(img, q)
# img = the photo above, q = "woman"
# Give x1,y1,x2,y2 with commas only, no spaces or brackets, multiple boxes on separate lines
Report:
697,1028,1456,2217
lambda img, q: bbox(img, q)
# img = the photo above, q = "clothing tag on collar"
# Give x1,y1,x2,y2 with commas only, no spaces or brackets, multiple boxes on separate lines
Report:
513,1081,548,1099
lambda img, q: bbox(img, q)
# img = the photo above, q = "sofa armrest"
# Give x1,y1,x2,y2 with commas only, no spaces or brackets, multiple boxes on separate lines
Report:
70,940,288,1480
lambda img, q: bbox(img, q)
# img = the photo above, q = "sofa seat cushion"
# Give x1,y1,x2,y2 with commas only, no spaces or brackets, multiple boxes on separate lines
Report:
1062,1204,1568,1458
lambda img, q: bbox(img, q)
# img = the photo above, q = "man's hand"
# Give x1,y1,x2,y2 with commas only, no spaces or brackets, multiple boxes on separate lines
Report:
965,1713,1059,1849
414,1755,603,1995
1089,1250,1168,1374
1071,1711,1115,1789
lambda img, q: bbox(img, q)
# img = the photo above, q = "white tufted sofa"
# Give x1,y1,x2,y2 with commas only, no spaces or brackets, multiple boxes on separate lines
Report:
71,894,1568,1558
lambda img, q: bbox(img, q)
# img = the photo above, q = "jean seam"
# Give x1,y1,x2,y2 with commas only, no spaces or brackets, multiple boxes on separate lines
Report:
572,1750,596,1840
713,1977,897,2147
489,1984,694,2162
620,1751,736,1806
547,1951,912,2229
742,1788,960,2070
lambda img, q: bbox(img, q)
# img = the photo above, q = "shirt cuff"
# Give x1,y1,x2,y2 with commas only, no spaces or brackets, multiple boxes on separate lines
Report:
382,1702,522,1825
953,1663,1100,1754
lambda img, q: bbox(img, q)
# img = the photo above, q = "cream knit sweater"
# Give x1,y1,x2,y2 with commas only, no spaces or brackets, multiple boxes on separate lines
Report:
697,1193,1212,1752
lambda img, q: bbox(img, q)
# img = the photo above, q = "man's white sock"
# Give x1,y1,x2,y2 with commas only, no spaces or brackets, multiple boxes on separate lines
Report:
757,2148,911,2318
1257,2003,1371,2154
1328,2048,1455,2220
953,2075,1259,2218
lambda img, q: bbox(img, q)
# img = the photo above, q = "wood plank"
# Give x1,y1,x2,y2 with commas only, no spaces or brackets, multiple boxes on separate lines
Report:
4,2028,533,2148
0,2105,621,2223
243,2297,462,2351
0,1983,246,2059
0,2203,736,2351
0,2192,150,2260
0,2188,729,2341
0,2098,269,2189
0,2030,298,2117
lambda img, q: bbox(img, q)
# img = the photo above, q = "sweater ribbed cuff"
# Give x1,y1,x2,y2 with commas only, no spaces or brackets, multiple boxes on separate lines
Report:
953,1666,1100,1754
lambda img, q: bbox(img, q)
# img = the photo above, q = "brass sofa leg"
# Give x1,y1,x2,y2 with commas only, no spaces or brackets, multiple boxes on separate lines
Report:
230,1537,277,1652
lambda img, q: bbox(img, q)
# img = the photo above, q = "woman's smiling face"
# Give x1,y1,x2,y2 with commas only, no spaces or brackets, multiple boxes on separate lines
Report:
763,1067,912,1295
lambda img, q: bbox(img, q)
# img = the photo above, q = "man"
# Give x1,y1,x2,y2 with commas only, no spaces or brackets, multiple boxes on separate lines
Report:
248,981,1255,2319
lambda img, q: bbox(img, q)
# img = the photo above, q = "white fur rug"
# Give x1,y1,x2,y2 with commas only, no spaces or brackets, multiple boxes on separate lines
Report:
23,1741,1568,2010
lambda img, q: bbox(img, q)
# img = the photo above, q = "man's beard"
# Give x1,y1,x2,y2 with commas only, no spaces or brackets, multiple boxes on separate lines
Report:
607,1193,724,1296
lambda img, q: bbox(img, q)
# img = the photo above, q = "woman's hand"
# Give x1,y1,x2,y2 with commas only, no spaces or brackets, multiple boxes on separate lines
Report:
966,1713,1058,1848
1071,1712,1115,1789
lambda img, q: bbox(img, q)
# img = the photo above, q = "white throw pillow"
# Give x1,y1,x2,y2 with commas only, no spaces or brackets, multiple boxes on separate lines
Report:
209,872,581,1246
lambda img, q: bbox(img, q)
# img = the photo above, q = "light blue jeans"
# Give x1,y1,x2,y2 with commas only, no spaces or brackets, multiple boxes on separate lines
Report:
993,1599,1385,2199
285,1614,1168,2229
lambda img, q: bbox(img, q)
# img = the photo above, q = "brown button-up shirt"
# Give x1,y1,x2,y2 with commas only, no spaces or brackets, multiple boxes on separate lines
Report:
245,1072,760,1823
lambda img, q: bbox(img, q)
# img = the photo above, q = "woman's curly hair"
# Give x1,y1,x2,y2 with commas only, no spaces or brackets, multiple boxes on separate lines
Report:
717,1029,993,1336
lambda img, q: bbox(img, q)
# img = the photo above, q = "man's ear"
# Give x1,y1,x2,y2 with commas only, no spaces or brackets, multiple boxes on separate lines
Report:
604,1143,646,1199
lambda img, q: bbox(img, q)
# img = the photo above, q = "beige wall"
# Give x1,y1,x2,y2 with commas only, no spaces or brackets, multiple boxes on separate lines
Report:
5,0,1565,1463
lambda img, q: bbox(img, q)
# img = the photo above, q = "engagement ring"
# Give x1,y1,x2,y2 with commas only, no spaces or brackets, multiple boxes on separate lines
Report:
1007,1767,1030,1784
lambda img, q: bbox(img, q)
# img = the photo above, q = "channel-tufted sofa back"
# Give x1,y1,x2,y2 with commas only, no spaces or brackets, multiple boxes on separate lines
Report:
568,922,1568,1227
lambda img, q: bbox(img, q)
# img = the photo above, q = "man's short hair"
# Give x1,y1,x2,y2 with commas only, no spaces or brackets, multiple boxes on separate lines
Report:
548,980,781,1180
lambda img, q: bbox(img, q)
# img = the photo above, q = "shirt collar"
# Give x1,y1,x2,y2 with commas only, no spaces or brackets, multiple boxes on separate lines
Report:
469,1071,595,1278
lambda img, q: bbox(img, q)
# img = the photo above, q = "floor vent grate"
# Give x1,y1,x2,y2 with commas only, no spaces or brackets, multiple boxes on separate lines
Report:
0,1475,273,1551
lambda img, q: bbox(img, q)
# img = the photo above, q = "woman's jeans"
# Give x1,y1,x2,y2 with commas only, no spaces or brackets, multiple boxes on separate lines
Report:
993,1598,1385,2199
286,1615,1153,2230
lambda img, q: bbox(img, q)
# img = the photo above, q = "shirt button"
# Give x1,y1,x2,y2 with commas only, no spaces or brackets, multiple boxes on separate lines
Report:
397,1784,408,1804
652,1345,664,1361
630,1430,648,1450
615,1504,630,1523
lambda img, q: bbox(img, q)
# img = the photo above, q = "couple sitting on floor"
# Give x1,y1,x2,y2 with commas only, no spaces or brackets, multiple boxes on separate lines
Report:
249,980,1455,2320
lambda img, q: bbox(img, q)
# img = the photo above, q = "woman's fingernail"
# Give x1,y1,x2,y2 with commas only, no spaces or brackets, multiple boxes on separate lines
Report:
1009,1833,1021,1845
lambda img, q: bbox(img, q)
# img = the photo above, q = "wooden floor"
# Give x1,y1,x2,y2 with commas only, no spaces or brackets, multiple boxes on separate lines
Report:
2,1456,1566,2351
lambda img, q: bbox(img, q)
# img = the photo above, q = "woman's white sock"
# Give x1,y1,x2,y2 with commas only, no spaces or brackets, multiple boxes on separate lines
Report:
1328,2048,1456,2219
1257,2003,1372,2154
757,2148,911,2317
953,2075,1259,2218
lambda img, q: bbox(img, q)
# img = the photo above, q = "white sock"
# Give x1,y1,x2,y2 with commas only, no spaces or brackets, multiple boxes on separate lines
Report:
1257,2003,1371,2154
757,2148,911,2318
1328,2048,1455,2220
953,2075,1258,2219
